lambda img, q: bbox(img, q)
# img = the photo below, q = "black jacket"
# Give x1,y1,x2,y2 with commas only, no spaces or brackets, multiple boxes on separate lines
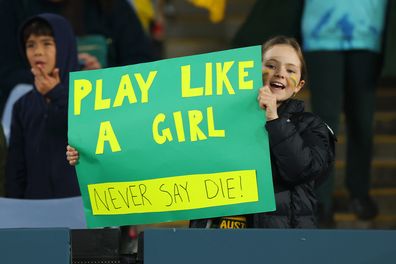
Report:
5,14,80,199
191,99,335,228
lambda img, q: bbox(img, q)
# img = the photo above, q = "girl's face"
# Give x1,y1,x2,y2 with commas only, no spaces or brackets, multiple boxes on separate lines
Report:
262,44,305,103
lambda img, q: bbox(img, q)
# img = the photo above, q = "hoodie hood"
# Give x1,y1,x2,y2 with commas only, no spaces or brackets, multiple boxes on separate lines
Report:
19,13,79,88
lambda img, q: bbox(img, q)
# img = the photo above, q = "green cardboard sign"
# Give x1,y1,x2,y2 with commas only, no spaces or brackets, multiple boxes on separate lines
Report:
68,46,275,228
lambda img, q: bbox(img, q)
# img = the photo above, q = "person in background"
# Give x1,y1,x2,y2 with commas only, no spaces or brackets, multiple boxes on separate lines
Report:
5,13,80,199
129,0,167,58
0,0,155,115
301,0,388,226
232,0,303,48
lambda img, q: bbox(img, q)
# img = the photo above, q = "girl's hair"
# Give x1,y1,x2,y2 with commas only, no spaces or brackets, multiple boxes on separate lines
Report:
262,36,307,83
22,18,53,45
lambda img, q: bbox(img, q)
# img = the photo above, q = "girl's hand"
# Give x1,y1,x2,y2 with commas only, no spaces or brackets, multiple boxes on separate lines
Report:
258,85,279,121
31,66,60,95
66,145,79,166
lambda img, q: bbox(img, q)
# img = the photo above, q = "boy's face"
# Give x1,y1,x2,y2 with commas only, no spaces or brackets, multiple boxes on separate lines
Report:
26,34,56,75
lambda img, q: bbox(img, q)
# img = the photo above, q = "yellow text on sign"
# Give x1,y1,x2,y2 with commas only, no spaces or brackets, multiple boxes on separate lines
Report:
88,170,259,215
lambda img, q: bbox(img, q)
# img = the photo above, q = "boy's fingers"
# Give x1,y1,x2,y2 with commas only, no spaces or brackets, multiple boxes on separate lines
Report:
37,65,49,80
31,68,41,78
53,68,60,82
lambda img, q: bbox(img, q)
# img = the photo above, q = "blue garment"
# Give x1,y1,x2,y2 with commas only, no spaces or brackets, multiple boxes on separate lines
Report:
302,0,387,52
6,14,80,198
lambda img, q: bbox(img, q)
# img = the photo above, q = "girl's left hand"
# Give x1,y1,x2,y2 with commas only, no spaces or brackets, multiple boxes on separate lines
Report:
258,85,278,121
66,145,79,166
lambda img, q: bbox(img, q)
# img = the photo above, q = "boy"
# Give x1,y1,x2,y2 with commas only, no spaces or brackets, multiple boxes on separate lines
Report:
6,13,80,198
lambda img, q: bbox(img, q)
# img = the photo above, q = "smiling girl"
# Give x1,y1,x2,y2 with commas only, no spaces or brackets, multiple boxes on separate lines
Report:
191,36,335,228
254,36,335,228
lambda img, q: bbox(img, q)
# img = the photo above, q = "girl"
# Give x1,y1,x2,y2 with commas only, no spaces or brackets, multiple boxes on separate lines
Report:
190,36,335,228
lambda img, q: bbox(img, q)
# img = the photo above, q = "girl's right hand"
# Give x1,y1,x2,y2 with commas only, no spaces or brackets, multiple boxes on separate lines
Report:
258,85,278,121
66,145,79,166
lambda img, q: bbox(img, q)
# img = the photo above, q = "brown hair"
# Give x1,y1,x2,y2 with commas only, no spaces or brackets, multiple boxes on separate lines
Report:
262,36,307,83
22,18,53,45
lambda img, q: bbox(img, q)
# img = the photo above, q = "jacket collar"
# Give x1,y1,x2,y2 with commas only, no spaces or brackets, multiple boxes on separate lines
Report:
277,99,305,118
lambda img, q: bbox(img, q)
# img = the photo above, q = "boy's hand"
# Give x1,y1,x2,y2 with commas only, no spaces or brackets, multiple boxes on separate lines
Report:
258,84,278,121
79,53,101,70
32,65,60,95
66,145,79,166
